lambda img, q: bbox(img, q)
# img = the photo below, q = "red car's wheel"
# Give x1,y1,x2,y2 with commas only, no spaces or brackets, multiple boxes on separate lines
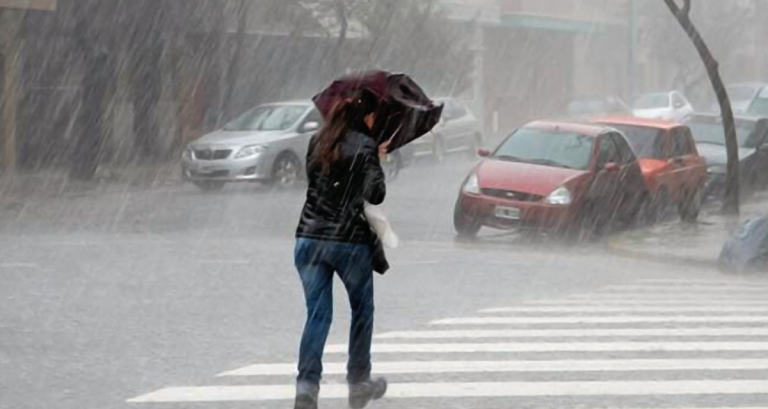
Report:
646,187,671,224
679,188,702,223
453,200,481,239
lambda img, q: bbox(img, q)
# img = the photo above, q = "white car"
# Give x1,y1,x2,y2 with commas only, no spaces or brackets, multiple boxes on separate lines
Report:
410,97,482,162
181,101,321,191
633,91,694,122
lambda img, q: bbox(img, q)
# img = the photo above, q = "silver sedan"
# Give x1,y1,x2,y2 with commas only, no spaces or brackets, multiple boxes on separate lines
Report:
181,101,322,191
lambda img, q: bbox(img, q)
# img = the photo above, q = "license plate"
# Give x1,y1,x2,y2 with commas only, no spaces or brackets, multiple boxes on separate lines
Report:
495,206,521,220
200,166,218,173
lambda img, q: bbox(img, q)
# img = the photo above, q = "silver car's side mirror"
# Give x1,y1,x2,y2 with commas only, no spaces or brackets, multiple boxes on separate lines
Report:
301,122,320,133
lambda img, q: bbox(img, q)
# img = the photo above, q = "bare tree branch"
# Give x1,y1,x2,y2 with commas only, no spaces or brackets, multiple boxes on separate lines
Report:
662,0,739,214
663,0,691,18
682,0,691,16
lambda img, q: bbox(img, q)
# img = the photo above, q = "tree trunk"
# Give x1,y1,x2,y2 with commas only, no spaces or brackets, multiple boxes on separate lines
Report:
131,45,162,161
663,0,739,215
331,0,348,74
126,0,165,161
70,14,113,181
223,0,250,120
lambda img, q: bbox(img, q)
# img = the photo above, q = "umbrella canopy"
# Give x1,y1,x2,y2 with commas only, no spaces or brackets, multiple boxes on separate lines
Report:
312,70,443,152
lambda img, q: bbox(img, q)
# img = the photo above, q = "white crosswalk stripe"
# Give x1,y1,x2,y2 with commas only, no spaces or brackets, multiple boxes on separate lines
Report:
480,306,768,313
325,341,768,354
128,380,768,403
377,327,768,339
431,315,768,325
219,359,768,376
127,278,768,406
601,285,768,292
529,299,768,305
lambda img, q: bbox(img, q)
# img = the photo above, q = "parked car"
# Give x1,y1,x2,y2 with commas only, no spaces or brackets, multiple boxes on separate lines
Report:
592,117,707,222
746,86,768,117
633,91,694,121
410,97,482,162
709,83,767,114
453,121,648,239
181,101,322,191
684,113,768,201
565,96,631,118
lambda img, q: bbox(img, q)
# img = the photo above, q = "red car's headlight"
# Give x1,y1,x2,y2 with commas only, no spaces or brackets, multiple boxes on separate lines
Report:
462,173,481,195
545,186,572,205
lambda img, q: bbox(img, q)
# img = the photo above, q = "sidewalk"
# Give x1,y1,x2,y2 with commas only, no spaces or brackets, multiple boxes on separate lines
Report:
608,193,768,268
0,163,182,207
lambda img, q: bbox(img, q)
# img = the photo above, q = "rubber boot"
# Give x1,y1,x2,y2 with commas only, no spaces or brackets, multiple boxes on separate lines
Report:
348,377,387,409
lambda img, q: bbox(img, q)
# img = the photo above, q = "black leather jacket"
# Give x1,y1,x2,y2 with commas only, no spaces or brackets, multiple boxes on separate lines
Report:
296,128,386,244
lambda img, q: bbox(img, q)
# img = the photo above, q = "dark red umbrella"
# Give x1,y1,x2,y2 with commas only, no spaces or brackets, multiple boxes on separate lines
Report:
312,70,443,152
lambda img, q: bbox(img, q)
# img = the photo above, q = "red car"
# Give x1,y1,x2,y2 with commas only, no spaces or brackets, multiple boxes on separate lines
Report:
592,117,707,222
454,121,648,238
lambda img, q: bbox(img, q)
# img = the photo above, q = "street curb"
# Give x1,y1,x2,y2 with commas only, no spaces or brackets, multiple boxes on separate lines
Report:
607,235,718,271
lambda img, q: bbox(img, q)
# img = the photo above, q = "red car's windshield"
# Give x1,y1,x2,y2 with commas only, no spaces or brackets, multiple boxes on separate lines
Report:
493,128,594,170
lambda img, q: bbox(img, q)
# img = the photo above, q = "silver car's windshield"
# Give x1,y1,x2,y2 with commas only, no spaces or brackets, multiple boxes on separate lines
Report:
224,105,309,131
728,85,759,102
687,118,755,147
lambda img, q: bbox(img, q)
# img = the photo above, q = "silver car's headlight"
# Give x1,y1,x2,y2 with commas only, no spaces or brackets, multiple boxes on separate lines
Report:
462,173,481,195
182,147,194,160
545,186,572,206
235,145,266,159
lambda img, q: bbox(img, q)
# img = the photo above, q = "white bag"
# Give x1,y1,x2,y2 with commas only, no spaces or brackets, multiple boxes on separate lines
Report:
364,202,399,249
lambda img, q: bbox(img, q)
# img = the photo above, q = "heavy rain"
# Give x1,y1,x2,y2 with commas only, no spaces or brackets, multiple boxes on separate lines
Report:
1,1,768,408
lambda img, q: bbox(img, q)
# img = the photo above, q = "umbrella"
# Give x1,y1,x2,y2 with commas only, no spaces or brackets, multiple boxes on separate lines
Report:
312,70,443,152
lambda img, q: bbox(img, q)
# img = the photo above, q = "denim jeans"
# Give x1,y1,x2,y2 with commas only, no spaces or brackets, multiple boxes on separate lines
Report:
294,238,375,386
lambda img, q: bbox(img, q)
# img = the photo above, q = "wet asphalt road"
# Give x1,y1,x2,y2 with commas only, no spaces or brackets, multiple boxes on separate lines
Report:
1,156,767,409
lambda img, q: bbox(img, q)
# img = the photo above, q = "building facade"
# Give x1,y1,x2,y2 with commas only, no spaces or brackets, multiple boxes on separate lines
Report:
442,0,631,137
0,0,56,172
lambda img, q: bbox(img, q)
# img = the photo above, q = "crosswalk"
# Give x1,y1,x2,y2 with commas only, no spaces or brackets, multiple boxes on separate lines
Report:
127,278,768,407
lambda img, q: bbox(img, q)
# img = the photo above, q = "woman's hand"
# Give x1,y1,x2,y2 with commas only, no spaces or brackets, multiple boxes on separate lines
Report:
378,141,391,160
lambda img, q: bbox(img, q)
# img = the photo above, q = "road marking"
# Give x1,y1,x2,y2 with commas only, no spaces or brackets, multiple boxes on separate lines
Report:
564,294,767,301
528,299,768,306
0,262,39,269
396,260,442,266
376,327,768,339
196,259,251,265
127,380,768,403
431,316,768,325
325,341,768,354
602,285,768,292
480,306,768,313
218,358,768,377
639,279,768,285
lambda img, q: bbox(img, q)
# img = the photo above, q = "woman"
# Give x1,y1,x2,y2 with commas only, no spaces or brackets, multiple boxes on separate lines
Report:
294,88,388,409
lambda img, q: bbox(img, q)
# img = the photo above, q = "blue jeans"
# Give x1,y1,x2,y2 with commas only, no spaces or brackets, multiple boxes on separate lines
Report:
294,238,375,386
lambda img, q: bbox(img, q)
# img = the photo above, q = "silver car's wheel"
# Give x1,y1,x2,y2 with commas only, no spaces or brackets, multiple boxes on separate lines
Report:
272,153,301,189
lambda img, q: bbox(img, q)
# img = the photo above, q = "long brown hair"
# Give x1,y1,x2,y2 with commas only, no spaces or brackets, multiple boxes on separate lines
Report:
312,89,377,173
